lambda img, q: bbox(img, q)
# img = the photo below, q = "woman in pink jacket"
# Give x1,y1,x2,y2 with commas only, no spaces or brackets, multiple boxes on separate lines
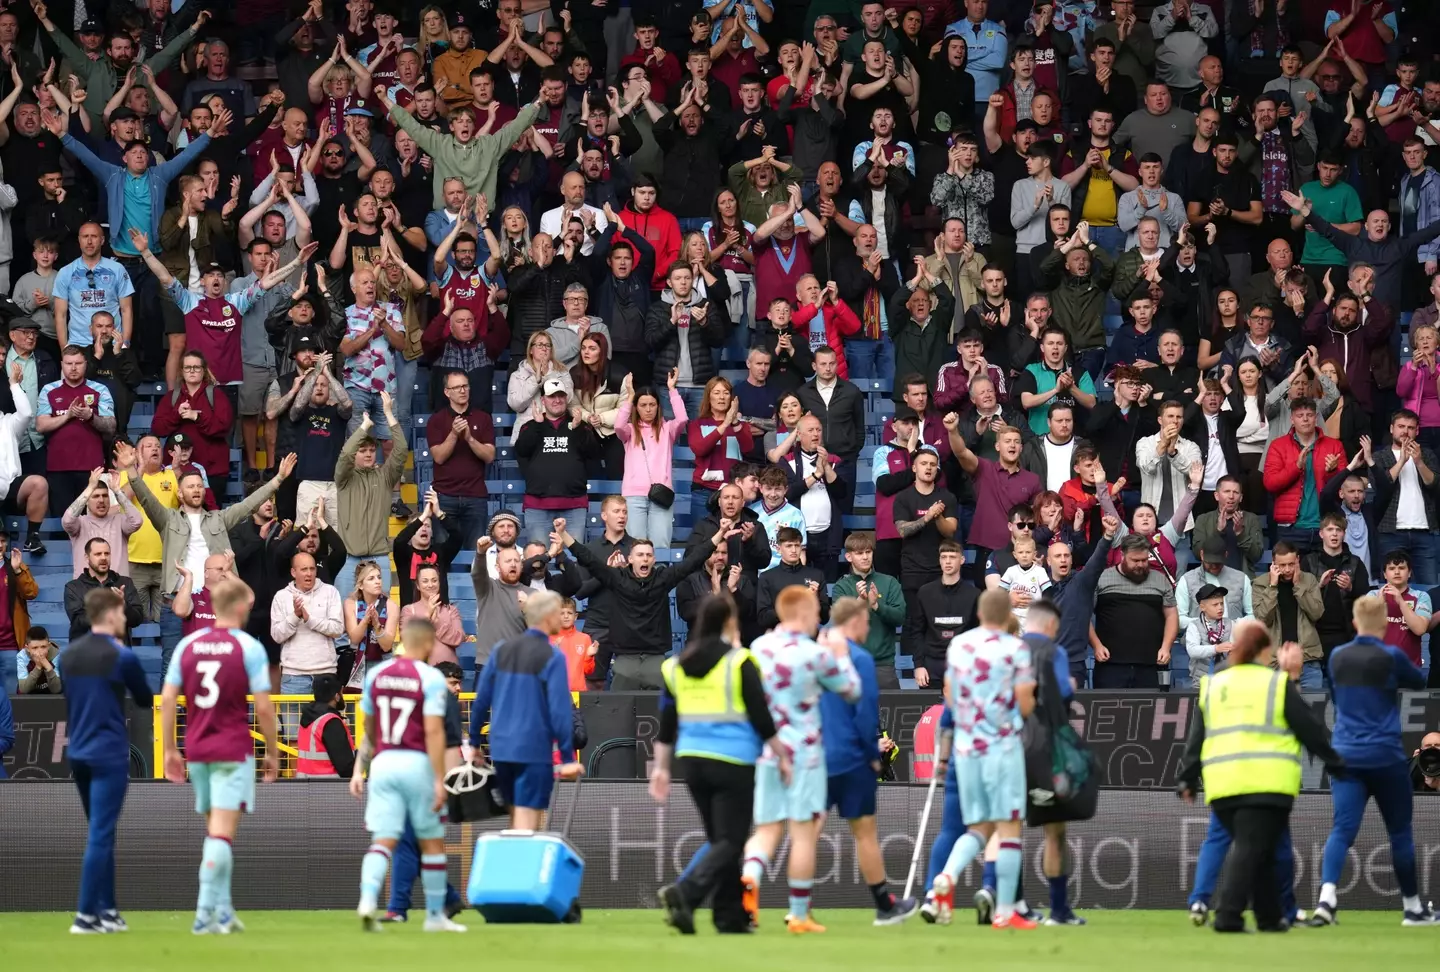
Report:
614,368,689,549
400,563,466,667
1398,322,1440,454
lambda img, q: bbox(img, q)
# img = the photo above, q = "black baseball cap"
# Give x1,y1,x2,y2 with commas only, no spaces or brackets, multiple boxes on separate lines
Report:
108,106,139,123
78,18,103,33
292,335,318,357
893,404,920,423
1199,536,1228,565
201,262,225,275
1195,583,1229,602
169,432,193,449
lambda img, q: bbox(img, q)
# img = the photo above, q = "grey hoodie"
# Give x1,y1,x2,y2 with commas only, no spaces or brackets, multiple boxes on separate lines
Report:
1010,176,1072,254
471,553,527,665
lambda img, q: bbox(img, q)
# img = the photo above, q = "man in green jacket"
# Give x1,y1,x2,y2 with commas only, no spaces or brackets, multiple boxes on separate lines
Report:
334,389,407,598
831,532,907,689
888,258,954,396
372,85,543,208
37,1,207,127
1038,227,1114,380
113,440,297,673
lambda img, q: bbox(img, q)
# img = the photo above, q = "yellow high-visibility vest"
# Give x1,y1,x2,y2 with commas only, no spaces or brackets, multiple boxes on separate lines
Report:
1197,664,1302,802
661,647,761,764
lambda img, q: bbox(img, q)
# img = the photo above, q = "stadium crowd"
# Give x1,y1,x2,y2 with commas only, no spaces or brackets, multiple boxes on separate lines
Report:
1,0,1440,714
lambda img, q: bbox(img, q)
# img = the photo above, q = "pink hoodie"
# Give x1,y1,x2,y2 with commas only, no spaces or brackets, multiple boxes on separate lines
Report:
613,387,689,497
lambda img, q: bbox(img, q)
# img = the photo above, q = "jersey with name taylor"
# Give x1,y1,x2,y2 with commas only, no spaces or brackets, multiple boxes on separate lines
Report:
164,627,271,763
361,656,448,757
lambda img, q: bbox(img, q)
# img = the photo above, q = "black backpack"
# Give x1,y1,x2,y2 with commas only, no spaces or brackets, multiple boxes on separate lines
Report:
1021,635,1100,821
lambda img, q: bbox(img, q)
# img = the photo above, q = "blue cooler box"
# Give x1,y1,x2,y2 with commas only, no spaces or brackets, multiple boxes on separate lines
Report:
467,830,585,923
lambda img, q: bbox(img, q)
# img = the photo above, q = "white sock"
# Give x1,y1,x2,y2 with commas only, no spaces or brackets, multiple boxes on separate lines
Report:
1404,895,1422,913
742,853,768,885
1320,883,1338,908
1015,898,1028,915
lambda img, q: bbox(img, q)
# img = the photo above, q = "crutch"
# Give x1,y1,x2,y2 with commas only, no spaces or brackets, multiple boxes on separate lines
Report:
902,768,942,900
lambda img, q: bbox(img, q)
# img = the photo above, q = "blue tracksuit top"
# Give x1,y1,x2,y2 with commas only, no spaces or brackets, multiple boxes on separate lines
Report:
57,633,154,767
821,641,881,776
469,628,576,764
1328,634,1426,768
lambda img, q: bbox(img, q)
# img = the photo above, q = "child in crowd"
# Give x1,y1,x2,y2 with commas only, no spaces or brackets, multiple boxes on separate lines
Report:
998,536,1050,623
553,597,596,692
12,237,60,360
1184,583,1234,683
750,464,806,569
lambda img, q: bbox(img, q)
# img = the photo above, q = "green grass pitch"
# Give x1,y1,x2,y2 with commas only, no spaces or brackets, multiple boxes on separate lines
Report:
1,909,1435,971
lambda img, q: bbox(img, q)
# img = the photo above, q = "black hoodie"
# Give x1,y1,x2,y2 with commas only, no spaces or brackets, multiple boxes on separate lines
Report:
656,635,778,747
299,700,356,778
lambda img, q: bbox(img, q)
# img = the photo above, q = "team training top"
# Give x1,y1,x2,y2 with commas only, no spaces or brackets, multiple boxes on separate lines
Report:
165,627,271,763
750,627,861,770
945,627,1035,758
361,656,448,759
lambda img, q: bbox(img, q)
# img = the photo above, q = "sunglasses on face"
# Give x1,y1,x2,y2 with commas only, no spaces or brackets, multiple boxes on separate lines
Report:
323,149,344,157
1014,521,1035,529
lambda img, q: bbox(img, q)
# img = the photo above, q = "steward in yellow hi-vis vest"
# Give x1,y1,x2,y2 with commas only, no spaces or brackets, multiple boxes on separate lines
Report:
1176,621,1343,934
648,596,785,935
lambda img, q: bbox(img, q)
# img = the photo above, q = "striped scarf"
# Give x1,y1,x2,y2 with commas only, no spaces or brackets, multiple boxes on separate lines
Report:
1250,0,1288,57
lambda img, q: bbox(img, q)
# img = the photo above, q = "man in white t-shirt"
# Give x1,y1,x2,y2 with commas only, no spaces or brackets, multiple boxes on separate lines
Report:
1374,409,1439,586
1019,403,1083,494
538,172,609,256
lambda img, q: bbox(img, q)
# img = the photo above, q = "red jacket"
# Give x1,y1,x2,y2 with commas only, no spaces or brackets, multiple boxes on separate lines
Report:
792,301,863,379
618,204,682,290
687,417,755,490
422,307,505,362
1262,431,1348,525
151,383,235,491
618,48,682,103
993,83,1060,145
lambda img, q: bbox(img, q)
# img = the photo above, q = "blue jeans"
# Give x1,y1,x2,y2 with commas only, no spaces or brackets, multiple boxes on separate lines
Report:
159,598,184,681
72,759,129,917
1073,347,1106,385
1377,531,1439,588
522,507,587,546
925,760,964,889
346,387,393,440
1321,761,1418,897
280,673,318,744
393,355,419,442
1,648,16,696
387,818,462,918
844,336,894,380
1275,524,1317,556
625,495,675,549
437,493,491,550
1190,809,1297,919
1299,661,1325,691
336,557,392,608
1088,225,1126,260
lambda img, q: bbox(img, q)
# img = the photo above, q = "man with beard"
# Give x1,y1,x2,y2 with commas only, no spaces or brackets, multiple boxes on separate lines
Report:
38,3,206,127
894,447,958,677
1043,514,1119,687
472,536,529,679
590,206,656,385
1301,272,1390,414
1091,533,1178,688
1236,95,1315,257
556,515,724,691
686,481,770,577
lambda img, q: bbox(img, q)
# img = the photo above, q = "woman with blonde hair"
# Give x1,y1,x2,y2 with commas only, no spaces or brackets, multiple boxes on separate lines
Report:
343,560,397,688
1398,321,1440,454
615,368,689,547
497,207,533,272
417,5,451,68
400,563,464,667
507,330,573,449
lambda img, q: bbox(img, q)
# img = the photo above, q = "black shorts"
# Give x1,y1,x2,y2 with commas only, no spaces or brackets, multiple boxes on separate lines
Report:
1,475,24,516
161,295,186,336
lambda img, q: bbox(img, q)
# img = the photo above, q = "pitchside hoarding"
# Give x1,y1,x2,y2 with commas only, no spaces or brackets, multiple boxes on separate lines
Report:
7,691,1440,789
3,783,1440,913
